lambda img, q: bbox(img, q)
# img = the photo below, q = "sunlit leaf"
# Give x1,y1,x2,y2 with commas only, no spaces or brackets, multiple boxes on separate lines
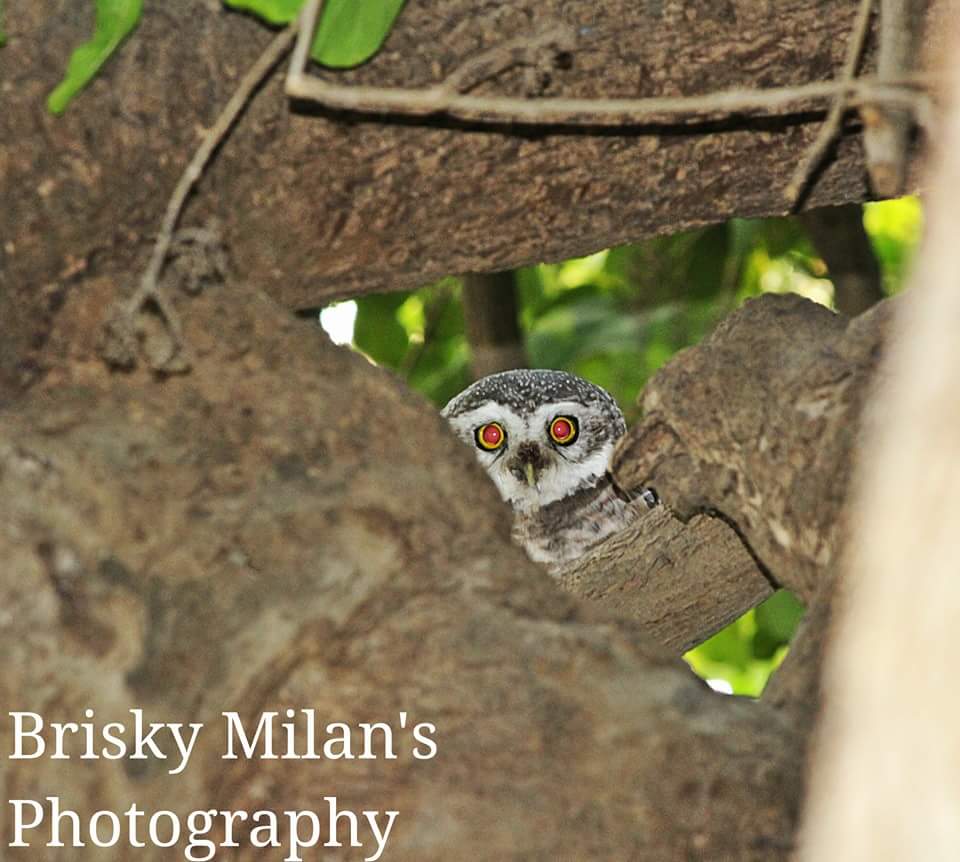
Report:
353,293,410,367
753,590,804,659
686,613,790,698
558,251,610,289
224,0,406,67
310,0,407,68
47,0,143,114
864,196,923,295
223,0,304,25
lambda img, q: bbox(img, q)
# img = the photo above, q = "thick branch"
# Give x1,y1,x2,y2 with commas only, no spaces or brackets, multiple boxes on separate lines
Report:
612,293,895,604
862,0,919,195
1,277,806,860
802,25,960,857
3,0,941,389
562,507,772,654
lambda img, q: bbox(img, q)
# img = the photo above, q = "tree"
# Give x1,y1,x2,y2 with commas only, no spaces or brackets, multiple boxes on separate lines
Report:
0,1,945,859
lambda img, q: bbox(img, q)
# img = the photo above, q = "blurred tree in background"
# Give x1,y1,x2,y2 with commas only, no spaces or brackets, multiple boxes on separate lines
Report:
319,196,922,696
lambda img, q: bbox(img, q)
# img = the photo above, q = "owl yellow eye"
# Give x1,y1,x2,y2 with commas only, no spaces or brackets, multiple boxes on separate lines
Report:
475,422,506,451
549,415,578,445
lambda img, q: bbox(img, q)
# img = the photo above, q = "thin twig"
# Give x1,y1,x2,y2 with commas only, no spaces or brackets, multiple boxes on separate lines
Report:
784,0,875,205
118,21,299,370
287,0,931,127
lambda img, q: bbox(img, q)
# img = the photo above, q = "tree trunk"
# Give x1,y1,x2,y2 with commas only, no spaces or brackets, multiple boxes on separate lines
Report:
801,16,960,859
462,272,528,378
799,204,885,315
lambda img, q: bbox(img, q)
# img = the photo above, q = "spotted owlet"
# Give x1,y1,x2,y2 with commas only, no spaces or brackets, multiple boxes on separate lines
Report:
442,369,657,575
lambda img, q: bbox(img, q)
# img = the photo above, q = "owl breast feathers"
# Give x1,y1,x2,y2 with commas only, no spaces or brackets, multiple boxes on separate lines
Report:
442,369,654,576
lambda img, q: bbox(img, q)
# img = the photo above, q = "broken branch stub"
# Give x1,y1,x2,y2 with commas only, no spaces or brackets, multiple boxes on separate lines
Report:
561,506,773,654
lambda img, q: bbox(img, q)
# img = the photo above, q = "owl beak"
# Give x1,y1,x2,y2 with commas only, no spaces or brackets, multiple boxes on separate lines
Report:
509,443,546,490
524,461,538,489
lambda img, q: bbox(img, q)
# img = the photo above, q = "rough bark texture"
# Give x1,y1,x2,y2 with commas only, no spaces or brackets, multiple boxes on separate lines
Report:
562,507,774,654
612,292,896,605
558,293,895,736
0,278,902,860
1,280,806,860
802,21,960,858
0,0,933,392
1,2,948,856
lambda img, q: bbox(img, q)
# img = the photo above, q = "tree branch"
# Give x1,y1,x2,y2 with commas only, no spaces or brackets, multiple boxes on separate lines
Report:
2,278,809,861
461,272,528,378
861,0,919,195
561,506,772,654
288,0,932,128
803,23,960,856
102,22,299,373
800,203,885,315
612,293,895,605
784,0,875,205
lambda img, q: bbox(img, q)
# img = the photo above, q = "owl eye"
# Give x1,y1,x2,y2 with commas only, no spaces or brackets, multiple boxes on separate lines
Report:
475,422,506,451
549,415,579,446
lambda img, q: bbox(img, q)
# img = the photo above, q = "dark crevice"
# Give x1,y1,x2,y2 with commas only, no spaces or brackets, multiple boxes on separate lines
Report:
702,506,781,594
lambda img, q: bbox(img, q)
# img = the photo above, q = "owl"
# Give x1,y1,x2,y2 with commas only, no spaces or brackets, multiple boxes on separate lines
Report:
442,368,657,575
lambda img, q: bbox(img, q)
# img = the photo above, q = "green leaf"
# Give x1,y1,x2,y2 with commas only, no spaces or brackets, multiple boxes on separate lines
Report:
864,196,923,295
47,0,144,114
753,590,804,658
223,0,406,67
0,0,7,48
223,0,304,26
352,293,410,368
310,0,407,68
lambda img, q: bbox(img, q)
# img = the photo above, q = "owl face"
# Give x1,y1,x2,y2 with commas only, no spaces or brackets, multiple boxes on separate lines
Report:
442,369,627,513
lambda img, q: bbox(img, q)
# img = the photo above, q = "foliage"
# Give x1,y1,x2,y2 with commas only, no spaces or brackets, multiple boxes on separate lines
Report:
864,196,924,295
45,0,407,113
224,0,408,67
334,198,922,695
0,0,6,47
686,590,804,696
352,280,472,407
47,0,144,115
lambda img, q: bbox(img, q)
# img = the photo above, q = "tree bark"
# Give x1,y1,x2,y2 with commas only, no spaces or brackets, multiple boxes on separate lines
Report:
561,507,774,655
799,203,885,315
0,276,899,860
1,278,807,860
0,0,936,391
0,2,952,857
801,18,960,859
462,272,528,378
611,292,895,605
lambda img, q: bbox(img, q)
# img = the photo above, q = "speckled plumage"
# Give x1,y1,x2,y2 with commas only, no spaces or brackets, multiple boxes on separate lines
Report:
442,369,653,576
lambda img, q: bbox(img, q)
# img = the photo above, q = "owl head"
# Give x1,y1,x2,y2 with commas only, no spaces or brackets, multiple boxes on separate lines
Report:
442,369,626,513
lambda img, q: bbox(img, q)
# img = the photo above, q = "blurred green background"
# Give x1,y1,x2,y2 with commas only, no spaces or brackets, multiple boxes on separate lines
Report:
318,196,923,696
